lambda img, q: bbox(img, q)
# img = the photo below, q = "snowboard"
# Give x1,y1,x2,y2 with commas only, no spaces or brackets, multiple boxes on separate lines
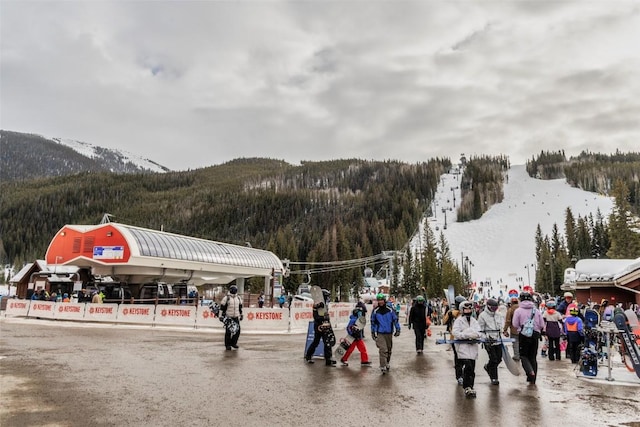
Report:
584,308,599,329
581,308,600,376
624,309,640,347
223,316,240,339
334,315,367,360
501,342,522,376
208,301,220,317
311,285,335,347
613,312,640,379
447,285,455,309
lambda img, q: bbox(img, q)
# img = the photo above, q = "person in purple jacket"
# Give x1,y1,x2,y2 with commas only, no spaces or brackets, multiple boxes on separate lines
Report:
511,291,545,384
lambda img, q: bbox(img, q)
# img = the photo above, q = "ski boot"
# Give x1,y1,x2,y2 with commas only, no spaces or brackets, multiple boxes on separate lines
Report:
464,387,476,398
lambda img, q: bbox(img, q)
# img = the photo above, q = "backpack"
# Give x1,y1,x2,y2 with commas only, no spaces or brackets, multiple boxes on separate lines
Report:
521,309,536,337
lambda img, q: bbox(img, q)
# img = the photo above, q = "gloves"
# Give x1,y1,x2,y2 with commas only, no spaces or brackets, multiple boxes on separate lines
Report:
372,332,378,340
408,324,412,330
394,330,400,337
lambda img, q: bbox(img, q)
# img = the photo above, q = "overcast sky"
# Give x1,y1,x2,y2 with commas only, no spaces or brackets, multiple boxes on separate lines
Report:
2,2,639,171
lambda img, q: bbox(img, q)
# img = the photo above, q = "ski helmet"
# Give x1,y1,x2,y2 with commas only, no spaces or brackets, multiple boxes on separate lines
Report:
229,285,238,294
459,301,473,313
454,295,466,310
486,298,499,312
416,295,425,303
519,291,533,302
376,293,386,301
546,300,556,308
569,307,579,316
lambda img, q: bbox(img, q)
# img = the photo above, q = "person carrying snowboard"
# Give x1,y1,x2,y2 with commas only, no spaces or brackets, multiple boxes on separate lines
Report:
340,306,371,366
503,294,520,361
443,295,465,385
478,298,504,385
408,295,429,354
305,301,336,366
371,293,401,374
453,300,482,398
220,285,243,350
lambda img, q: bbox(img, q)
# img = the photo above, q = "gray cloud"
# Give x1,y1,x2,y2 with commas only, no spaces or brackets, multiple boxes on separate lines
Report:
1,1,638,170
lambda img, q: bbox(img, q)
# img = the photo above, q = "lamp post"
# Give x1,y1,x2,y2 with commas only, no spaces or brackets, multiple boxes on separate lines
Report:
524,263,534,285
442,208,447,229
545,258,554,296
451,187,456,208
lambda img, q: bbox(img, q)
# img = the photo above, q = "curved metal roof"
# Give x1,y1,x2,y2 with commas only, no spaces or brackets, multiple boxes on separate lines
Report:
123,225,280,269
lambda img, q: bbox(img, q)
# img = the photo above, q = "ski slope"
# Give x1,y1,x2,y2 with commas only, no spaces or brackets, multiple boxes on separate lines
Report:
412,164,614,297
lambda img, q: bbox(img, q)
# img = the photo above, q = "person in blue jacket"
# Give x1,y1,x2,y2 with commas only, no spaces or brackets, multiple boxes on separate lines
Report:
371,293,401,374
564,306,585,363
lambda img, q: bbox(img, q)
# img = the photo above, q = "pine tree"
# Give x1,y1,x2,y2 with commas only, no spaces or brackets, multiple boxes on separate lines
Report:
608,179,640,258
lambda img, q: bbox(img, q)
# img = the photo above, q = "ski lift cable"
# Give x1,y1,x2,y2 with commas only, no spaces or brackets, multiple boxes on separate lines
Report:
287,253,388,267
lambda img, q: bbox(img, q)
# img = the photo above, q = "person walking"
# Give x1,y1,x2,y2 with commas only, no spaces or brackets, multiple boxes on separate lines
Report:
503,294,520,361
340,307,371,366
220,285,243,350
443,296,465,385
408,295,429,354
370,293,401,374
304,301,336,366
512,291,545,384
453,300,482,398
478,298,504,385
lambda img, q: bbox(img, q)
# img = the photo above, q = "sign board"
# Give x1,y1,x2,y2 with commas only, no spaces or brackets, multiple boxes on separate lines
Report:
93,246,124,260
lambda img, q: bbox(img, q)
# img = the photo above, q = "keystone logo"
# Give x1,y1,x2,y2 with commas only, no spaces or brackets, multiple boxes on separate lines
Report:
161,309,167,316
59,306,64,312
89,307,95,314
203,311,210,318
247,312,255,321
295,313,300,320
122,308,128,315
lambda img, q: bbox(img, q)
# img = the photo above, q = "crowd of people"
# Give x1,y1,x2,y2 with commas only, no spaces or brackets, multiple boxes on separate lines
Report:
29,287,104,303
208,282,638,398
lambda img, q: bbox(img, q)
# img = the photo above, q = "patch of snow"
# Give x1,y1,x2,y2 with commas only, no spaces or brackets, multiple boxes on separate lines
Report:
53,137,169,173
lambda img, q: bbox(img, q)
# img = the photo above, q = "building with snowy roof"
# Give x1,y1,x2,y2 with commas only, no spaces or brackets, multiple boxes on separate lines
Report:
563,258,640,307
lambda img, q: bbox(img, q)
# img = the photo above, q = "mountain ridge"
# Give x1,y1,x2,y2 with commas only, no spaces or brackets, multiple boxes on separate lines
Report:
0,130,170,182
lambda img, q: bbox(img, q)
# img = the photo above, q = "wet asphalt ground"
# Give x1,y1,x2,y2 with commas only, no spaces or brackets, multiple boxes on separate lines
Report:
1,317,639,427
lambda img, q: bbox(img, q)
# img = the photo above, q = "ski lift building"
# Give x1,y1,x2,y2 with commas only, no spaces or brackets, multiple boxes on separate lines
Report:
45,222,284,288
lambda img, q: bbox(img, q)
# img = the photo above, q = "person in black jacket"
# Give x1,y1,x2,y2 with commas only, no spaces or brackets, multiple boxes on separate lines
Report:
408,296,428,354
304,302,336,366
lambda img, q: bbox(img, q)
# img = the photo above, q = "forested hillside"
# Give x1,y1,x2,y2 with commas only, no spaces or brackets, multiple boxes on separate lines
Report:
1,157,451,294
526,150,640,215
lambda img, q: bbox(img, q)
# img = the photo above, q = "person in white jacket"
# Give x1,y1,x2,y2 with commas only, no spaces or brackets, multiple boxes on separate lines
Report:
453,300,482,398
478,298,504,385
